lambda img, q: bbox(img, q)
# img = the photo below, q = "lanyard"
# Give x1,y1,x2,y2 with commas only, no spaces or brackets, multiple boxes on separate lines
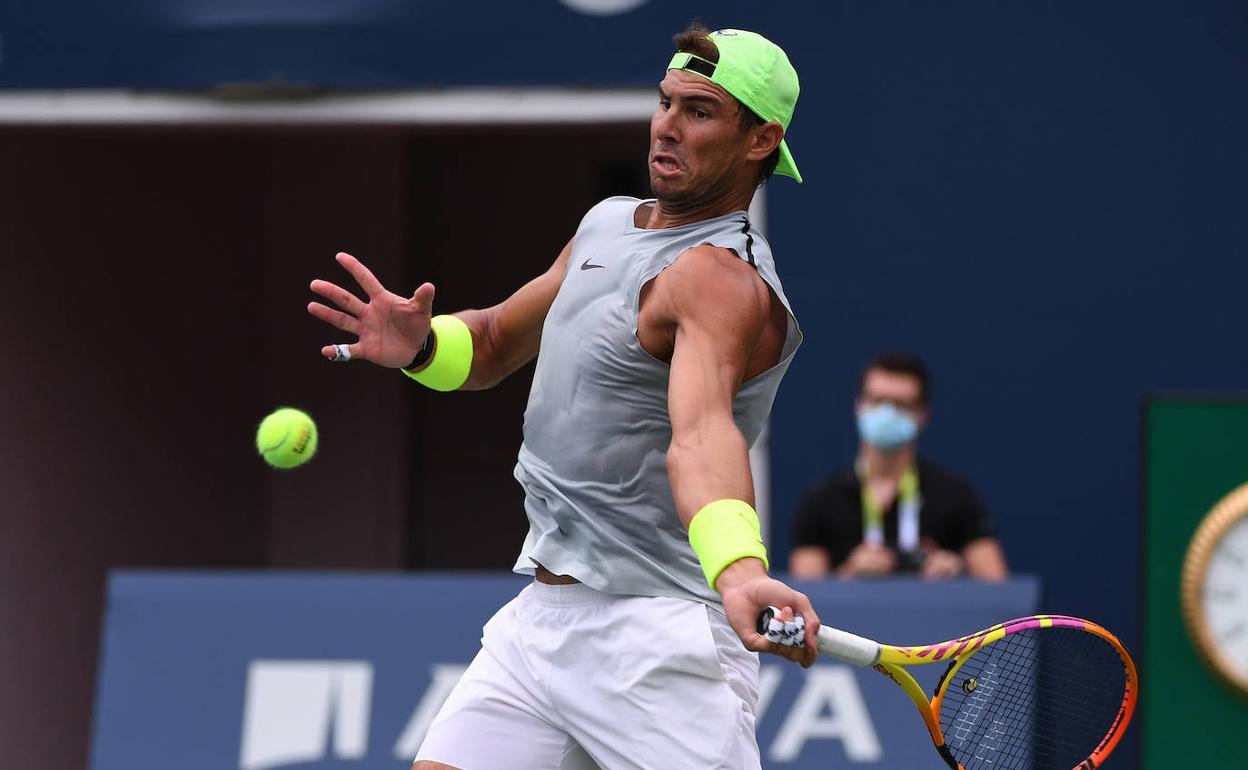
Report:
858,463,921,553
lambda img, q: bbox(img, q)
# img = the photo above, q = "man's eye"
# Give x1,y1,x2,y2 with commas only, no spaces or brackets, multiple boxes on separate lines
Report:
694,110,709,119
659,99,671,110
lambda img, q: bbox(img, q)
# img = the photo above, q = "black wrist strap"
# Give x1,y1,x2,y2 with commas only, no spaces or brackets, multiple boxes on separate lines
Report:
404,330,436,371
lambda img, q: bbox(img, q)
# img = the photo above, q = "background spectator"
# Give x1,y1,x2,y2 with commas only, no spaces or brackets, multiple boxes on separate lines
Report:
789,353,1009,580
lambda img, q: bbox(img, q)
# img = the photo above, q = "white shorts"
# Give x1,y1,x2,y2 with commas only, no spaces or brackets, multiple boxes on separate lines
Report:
414,580,762,770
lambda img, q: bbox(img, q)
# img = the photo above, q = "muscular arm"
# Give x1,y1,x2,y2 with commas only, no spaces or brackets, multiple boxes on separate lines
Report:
646,245,819,666
452,239,572,390
656,246,769,524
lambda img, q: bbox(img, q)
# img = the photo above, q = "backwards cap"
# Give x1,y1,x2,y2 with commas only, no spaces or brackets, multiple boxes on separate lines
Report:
667,29,802,183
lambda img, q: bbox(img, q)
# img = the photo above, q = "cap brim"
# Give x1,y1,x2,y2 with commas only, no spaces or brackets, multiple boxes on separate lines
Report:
775,139,802,183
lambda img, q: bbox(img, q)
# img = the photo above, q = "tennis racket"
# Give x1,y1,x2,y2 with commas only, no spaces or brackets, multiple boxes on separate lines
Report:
758,607,1138,770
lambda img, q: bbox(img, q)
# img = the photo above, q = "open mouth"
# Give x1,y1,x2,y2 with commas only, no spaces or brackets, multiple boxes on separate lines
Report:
651,153,683,176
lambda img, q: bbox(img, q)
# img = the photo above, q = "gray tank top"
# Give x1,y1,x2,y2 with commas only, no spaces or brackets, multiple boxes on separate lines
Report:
512,196,803,607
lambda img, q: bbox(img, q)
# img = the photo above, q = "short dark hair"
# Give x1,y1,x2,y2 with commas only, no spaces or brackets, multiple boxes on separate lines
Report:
860,352,931,406
672,22,781,183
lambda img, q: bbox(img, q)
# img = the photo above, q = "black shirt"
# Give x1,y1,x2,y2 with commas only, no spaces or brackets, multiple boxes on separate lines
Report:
792,458,995,573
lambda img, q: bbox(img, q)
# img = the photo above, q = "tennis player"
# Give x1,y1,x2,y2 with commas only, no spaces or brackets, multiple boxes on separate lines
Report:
310,24,816,770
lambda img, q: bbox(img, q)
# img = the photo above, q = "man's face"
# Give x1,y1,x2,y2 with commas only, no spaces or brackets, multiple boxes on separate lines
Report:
857,369,928,428
649,69,756,205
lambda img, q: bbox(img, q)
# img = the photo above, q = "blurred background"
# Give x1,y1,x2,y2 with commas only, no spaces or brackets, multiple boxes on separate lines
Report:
1,1,1245,769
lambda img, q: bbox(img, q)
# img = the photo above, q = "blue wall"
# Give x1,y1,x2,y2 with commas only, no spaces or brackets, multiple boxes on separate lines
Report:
5,0,1247,693
92,573,1042,770
766,2,1248,662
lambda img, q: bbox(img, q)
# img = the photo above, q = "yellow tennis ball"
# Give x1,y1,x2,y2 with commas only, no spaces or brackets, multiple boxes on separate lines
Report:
255,408,318,469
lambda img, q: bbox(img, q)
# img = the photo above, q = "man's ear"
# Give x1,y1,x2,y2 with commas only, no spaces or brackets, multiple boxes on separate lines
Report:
747,122,784,162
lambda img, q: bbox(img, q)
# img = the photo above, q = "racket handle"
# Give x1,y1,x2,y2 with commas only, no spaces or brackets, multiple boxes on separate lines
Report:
815,625,882,666
756,606,882,667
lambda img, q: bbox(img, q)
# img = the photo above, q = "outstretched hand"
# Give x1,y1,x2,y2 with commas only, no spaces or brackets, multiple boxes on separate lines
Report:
308,252,436,368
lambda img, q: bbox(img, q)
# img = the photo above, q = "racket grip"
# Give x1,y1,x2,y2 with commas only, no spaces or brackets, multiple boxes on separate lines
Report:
756,606,881,667
815,625,881,666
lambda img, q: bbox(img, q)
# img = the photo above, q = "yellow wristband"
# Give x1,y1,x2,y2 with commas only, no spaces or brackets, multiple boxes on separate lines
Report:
402,315,473,392
688,499,769,591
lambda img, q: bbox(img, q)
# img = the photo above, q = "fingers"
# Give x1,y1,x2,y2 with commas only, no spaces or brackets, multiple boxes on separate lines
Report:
789,594,821,664
336,252,387,299
922,551,963,580
411,282,436,313
776,598,819,668
723,576,819,668
321,343,359,362
307,301,360,335
773,606,814,666
310,278,367,317
754,604,819,668
852,544,897,576
760,641,810,666
762,605,804,646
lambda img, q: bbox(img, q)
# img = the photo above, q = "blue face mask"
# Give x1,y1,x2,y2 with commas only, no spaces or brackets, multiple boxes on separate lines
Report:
857,403,919,452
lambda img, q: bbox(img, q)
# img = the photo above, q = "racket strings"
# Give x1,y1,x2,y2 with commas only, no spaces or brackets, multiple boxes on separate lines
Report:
942,630,1123,768
966,641,1118,767
937,627,1128,770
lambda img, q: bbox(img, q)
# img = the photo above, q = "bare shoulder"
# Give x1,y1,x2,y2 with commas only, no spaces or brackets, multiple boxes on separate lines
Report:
639,243,786,371
655,244,771,324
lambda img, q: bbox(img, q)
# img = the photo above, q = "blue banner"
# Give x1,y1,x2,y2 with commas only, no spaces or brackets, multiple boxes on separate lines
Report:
90,572,1039,769
0,1,791,88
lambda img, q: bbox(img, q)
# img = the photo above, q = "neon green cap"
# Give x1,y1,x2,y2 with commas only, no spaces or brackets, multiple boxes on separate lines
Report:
667,29,802,183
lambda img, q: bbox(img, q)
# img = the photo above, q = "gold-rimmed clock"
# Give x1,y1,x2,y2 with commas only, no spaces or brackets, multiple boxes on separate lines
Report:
1181,481,1248,699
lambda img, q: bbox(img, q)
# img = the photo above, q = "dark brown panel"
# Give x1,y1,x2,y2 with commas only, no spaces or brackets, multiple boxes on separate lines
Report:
403,125,650,568
0,122,650,770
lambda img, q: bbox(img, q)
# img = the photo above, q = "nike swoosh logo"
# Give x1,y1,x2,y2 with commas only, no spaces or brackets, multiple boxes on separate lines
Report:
580,259,606,271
